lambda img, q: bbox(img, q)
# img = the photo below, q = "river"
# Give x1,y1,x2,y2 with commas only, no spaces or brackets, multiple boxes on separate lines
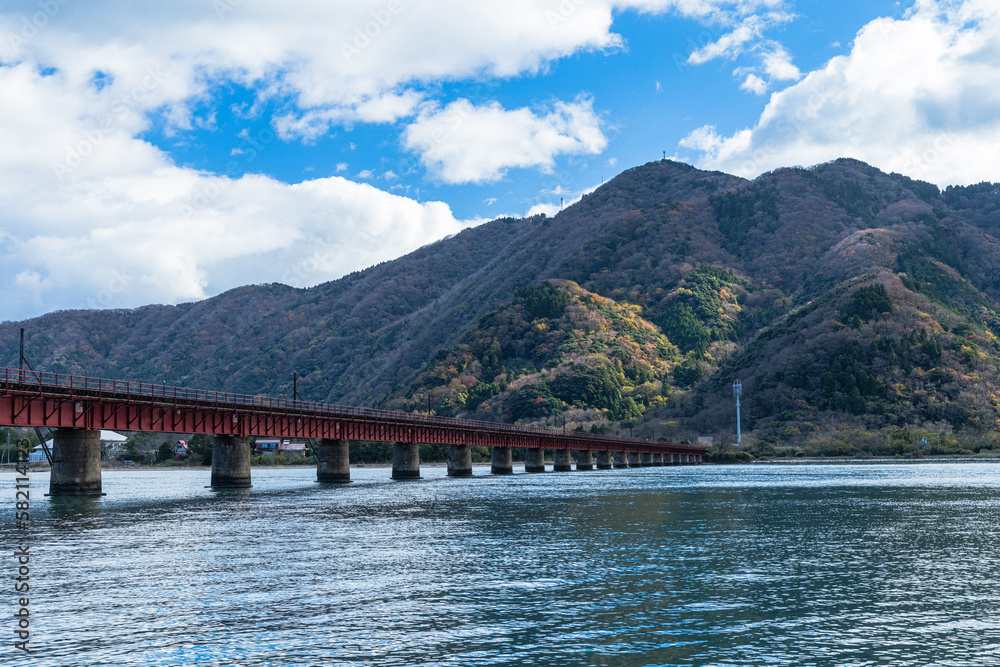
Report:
3,462,1000,666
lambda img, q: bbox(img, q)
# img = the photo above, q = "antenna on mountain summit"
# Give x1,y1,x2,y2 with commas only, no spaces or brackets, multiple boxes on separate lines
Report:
560,197,564,210
662,150,666,160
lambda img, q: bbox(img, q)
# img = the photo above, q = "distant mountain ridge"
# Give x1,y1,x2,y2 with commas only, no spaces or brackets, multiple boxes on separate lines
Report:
7,158,1000,450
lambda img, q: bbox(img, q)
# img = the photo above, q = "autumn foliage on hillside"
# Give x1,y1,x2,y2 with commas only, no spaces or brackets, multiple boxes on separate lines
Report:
7,158,1000,454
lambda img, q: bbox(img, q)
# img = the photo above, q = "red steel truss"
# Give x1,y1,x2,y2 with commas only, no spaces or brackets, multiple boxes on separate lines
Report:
0,367,707,456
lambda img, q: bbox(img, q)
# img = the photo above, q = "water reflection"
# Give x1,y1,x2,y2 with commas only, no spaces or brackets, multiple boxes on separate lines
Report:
3,463,1000,666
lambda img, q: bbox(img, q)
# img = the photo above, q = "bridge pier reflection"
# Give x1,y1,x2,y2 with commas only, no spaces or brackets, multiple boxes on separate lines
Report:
553,449,573,472
446,444,473,477
48,428,104,497
391,442,421,480
212,435,252,488
491,446,513,475
316,438,351,483
524,448,546,473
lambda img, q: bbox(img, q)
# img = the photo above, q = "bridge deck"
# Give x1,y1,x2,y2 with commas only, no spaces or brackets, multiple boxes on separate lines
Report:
0,367,708,455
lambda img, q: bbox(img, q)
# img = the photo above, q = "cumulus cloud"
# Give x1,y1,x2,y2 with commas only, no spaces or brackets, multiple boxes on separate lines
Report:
0,0,799,320
0,60,472,321
403,98,607,184
1,166,472,319
683,8,798,93
680,0,1000,186
688,17,766,64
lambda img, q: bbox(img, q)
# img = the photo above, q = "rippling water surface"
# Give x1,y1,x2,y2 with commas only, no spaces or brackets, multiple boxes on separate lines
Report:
4,462,1000,666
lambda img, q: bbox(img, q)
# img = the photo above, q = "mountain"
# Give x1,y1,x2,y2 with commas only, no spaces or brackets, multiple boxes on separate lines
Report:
6,158,1000,455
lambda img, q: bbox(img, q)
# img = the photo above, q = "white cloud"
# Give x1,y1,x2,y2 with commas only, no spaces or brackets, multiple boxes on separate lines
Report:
0,166,474,319
739,73,768,94
0,59,474,321
525,181,603,217
680,0,1000,186
0,0,798,320
403,98,607,184
682,9,797,93
688,17,765,64
762,45,801,81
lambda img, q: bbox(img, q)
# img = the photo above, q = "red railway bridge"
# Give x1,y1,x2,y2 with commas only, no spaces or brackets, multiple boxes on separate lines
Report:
0,367,707,496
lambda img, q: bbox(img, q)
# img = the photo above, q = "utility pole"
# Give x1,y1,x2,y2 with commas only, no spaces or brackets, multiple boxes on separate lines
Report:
733,380,742,445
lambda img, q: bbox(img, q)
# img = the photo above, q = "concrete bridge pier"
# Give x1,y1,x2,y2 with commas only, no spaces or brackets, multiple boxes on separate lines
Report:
628,452,641,467
575,450,595,471
446,445,473,477
524,448,546,473
669,453,678,465
695,454,702,463
392,442,421,480
491,446,514,475
614,451,629,468
212,435,252,488
652,453,665,466
48,428,104,496
640,452,653,467
553,449,574,472
316,439,351,483
596,451,613,469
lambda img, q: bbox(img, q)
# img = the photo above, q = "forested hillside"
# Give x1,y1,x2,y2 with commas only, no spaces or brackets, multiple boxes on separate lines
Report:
7,158,1000,455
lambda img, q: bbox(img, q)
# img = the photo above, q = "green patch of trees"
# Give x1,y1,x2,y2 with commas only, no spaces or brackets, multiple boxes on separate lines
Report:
515,282,571,320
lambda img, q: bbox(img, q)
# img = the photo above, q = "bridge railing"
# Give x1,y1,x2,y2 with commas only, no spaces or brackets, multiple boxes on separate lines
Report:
0,367,705,450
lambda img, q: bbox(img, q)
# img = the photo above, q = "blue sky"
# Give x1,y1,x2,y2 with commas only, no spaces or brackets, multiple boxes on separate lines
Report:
150,0,907,219
2,0,998,321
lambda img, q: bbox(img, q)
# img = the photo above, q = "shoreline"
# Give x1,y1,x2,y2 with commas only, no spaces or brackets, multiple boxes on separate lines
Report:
4,456,1000,473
